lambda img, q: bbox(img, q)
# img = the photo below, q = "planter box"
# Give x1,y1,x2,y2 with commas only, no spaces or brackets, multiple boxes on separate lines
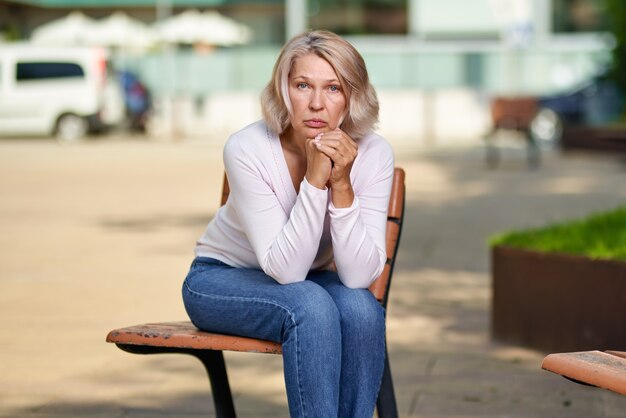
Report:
491,246,626,352
561,126,626,153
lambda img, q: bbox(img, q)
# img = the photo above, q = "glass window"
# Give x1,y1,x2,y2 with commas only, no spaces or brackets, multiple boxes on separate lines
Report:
416,0,499,39
16,62,84,81
308,0,408,35
553,0,609,33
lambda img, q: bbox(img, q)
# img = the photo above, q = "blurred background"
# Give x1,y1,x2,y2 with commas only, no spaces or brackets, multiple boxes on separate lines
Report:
0,0,623,147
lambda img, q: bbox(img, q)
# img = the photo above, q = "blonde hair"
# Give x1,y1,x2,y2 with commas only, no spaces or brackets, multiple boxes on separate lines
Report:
261,30,379,139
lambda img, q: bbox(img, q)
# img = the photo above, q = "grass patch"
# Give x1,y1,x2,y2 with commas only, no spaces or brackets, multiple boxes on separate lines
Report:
490,206,626,261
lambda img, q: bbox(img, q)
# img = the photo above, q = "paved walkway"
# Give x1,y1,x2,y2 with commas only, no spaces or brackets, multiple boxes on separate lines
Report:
0,135,625,417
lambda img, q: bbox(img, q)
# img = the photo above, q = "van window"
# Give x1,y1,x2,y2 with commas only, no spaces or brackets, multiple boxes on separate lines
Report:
16,62,84,81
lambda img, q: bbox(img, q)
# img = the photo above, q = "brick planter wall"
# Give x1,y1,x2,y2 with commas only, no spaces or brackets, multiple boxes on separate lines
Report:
561,126,626,153
491,246,626,352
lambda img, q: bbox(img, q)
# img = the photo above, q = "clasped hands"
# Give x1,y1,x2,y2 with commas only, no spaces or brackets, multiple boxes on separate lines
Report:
305,128,357,207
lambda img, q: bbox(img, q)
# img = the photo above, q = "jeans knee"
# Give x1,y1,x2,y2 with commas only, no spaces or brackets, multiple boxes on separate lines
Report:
339,289,386,337
287,281,341,336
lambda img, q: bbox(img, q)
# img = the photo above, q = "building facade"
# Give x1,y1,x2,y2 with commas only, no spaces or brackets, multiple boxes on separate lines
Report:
0,0,615,143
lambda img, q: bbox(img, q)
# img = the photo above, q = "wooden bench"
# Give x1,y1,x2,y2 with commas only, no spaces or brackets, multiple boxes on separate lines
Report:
485,96,541,168
107,167,406,418
542,350,626,396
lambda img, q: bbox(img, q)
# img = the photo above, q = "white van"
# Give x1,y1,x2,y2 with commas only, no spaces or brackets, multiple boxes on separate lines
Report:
0,43,125,142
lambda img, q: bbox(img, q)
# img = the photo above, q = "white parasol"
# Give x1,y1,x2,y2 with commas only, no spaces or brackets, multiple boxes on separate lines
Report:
156,10,252,46
87,12,157,49
30,11,97,46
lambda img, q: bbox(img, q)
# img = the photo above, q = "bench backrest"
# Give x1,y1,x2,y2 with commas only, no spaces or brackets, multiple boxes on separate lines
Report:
220,167,405,308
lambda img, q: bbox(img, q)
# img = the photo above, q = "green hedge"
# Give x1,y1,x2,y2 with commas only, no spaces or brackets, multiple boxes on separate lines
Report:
490,206,626,261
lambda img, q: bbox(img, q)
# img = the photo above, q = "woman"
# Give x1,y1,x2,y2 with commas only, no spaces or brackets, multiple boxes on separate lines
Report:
182,30,394,418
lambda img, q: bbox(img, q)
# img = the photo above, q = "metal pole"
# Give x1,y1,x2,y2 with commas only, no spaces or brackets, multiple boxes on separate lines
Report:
156,0,178,139
408,0,420,38
156,0,171,22
286,0,307,40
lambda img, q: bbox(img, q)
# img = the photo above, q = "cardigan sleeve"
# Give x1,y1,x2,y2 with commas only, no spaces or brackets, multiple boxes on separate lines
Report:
329,139,394,288
223,138,328,284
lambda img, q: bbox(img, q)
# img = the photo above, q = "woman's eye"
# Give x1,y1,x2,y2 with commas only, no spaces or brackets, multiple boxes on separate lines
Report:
328,85,340,92
297,82,308,89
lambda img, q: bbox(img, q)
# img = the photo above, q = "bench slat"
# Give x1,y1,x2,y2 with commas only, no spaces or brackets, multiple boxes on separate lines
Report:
106,321,282,354
542,350,626,396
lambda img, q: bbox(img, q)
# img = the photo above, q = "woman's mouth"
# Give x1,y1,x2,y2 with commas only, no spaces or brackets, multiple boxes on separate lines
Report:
304,119,326,128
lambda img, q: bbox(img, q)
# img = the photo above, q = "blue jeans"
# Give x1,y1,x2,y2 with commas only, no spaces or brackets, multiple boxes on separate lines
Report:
182,257,386,418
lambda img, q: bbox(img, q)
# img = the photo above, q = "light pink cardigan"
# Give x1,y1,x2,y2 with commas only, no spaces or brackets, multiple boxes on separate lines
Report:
195,120,394,288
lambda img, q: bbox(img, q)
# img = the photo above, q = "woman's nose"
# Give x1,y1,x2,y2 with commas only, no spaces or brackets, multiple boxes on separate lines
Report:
309,90,324,110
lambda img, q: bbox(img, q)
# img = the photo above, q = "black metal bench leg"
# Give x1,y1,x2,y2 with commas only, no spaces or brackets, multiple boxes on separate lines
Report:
195,350,237,418
526,133,540,168
376,347,398,418
486,142,500,169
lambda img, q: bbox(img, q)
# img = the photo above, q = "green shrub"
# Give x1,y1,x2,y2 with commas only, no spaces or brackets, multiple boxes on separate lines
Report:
490,206,626,261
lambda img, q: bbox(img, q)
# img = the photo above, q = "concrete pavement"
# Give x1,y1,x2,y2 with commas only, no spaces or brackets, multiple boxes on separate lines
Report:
1,135,625,417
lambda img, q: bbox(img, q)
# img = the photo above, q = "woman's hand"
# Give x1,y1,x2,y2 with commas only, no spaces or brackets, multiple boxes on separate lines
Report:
313,129,358,207
304,136,332,189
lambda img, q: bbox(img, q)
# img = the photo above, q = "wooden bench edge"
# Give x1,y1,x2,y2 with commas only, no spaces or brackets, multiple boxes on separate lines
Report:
542,350,626,396
106,322,283,354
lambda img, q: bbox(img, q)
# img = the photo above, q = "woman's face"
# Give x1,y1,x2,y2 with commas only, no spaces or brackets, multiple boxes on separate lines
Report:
287,53,347,140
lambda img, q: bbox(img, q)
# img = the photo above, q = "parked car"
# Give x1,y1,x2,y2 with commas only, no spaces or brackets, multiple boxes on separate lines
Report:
0,43,126,143
529,73,625,145
489,71,625,148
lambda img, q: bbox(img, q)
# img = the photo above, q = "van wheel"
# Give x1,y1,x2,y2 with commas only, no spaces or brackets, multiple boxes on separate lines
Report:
56,114,89,144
